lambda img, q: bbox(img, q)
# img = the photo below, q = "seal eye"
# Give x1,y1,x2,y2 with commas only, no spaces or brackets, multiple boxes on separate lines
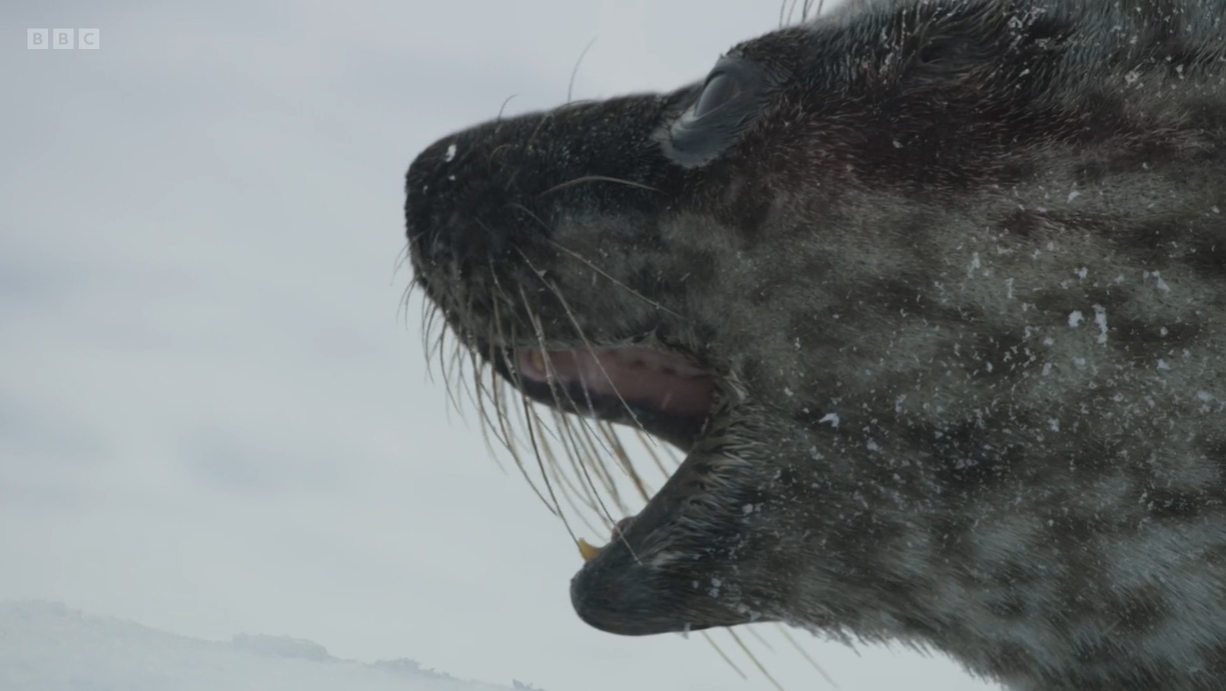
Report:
659,56,771,168
692,72,739,119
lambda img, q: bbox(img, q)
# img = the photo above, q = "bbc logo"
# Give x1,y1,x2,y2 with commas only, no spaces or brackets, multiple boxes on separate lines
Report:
27,29,100,50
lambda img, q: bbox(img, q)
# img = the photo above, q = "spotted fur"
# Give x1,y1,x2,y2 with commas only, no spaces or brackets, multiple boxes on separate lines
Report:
405,0,1226,688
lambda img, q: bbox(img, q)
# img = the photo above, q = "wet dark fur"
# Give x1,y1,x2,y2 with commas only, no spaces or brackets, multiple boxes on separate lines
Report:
405,0,1226,688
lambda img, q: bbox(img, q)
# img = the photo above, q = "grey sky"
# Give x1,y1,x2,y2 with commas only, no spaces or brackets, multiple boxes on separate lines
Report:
2,1,999,689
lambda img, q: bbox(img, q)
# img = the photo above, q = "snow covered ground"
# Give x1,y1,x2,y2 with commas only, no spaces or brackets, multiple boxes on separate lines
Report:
1,601,531,691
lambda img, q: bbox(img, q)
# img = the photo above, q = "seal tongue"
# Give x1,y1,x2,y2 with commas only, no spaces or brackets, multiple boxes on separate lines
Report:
515,347,712,417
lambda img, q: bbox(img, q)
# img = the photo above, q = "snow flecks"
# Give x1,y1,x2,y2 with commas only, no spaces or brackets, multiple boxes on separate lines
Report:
444,143,457,162
819,413,840,428
1158,359,1172,370
1075,267,1088,280
1068,310,1084,328
967,252,981,278
1042,362,1053,376
1092,305,1108,345
708,578,723,598
1047,419,1060,432
1067,189,1081,203
1005,277,1015,299
1146,270,1172,292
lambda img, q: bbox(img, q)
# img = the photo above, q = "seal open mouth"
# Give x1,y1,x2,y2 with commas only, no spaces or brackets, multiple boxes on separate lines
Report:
511,345,717,561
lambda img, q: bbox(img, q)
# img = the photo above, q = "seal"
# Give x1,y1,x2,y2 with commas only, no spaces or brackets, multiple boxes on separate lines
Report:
404,0,1226,688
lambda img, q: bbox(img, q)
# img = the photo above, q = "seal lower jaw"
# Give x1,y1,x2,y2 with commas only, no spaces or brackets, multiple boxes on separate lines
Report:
569,504,756,636
570,559,749,636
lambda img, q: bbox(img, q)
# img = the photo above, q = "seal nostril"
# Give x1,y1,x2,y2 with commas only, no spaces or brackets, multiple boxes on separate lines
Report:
406,132,527,281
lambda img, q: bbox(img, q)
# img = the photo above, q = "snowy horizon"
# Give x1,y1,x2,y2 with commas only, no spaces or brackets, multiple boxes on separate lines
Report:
1,600,541,691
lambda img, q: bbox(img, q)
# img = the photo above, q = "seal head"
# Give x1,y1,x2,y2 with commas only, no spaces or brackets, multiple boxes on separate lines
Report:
407,0,1226,687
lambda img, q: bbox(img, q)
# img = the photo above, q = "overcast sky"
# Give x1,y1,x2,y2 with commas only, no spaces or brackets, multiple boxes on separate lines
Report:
2,2,1001,690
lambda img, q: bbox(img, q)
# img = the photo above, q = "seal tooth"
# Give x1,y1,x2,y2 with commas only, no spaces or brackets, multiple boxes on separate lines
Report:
577,538,604,562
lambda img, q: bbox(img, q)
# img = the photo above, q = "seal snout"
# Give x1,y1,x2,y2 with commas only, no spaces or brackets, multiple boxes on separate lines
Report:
404,130,530,276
